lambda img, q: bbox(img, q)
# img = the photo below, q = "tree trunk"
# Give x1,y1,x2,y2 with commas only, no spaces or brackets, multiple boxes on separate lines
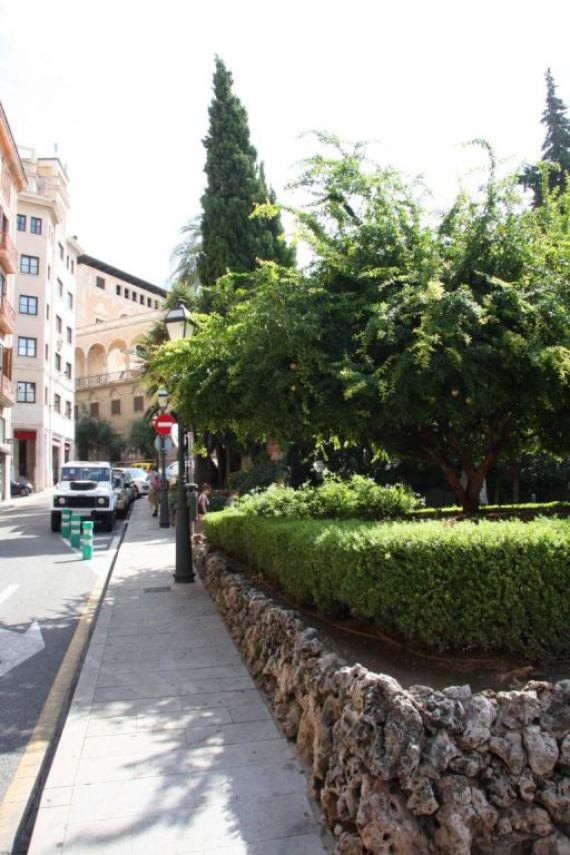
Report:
512,461,520,504
438,458,494,514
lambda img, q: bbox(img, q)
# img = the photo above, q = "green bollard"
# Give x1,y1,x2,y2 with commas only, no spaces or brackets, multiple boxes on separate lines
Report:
81,521,94,560
61,508,72,540
70,513,81,549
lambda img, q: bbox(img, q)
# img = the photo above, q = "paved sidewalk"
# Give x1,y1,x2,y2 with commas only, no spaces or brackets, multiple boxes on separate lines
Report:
28,502,328,854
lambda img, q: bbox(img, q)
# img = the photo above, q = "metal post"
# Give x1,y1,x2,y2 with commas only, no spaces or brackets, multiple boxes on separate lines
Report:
173,419,194,583
159,433,169,528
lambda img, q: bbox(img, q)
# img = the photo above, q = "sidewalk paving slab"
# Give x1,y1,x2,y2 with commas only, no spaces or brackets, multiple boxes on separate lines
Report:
27,502,329,854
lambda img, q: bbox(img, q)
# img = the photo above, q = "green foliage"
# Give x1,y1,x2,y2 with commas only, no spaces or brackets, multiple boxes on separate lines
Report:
520,69,570,205
237,476,421,520
150,135,570,513
75,413,125,462
228,461,289,493
197,57,294,288
204,513,570,657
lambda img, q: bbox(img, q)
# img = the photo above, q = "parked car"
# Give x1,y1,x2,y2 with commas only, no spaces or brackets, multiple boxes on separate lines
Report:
52,461,117,532
125,468,150,498
112,470,133,519
11,478,33,497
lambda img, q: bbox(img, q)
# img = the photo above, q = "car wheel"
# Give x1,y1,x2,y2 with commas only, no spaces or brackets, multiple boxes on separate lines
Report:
19,486,30,496
103,512,115,532
51,512,61,533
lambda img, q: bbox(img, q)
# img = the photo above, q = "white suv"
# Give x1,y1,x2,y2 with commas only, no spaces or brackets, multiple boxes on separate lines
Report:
51,460,118,533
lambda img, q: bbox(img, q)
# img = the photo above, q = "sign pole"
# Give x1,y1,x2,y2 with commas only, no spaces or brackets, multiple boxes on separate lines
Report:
159,433,169,528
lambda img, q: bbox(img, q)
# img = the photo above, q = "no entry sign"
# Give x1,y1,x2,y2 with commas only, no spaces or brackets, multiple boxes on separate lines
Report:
155,413,176,435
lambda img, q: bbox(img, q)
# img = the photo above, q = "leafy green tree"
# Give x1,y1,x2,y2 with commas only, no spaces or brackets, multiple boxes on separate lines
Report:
76,413,125,462
197,57,293,288
127,417,155,459
148,139,570,513
520,69,570,205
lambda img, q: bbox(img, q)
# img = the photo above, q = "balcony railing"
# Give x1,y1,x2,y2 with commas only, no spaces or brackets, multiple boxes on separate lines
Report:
75,368,143,390
0,293,16,334
0,231,17,274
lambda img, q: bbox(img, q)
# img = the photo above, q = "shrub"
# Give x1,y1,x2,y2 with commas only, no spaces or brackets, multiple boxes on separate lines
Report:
237,476,421,520
228,461,289,494
203,512,570,657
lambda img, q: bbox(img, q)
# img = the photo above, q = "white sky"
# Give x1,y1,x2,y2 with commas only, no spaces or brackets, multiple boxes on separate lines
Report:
1,0,569,287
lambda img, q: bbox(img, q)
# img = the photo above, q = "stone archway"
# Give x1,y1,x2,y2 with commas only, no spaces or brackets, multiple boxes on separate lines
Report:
75,346,86,379
86,343,106,377
107,339,128,374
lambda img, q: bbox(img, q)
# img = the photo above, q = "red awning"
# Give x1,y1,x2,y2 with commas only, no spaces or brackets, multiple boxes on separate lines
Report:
14,430,36,440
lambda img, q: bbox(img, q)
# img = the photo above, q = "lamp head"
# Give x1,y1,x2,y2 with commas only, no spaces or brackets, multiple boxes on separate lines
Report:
157,388,169,411
164,303,197,342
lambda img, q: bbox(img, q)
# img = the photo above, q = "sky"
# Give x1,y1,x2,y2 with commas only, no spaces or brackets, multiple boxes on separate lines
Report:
1,0,569,288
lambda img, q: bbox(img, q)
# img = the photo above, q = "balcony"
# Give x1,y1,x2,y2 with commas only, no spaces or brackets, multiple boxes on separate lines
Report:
0,231,17,274
0,373,14,407
75,368,143,390
0,293,16,334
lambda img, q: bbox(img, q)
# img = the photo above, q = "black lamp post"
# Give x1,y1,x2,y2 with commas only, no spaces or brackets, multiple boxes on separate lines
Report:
157,387,170,529
163,303,197,583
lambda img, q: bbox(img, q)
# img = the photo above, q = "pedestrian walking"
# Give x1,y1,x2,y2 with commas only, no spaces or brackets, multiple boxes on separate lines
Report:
148,467,161,517
197,483,212,521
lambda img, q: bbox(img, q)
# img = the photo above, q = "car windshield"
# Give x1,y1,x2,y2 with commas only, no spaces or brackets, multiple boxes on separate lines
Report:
61,467,111,482
128,469,148,479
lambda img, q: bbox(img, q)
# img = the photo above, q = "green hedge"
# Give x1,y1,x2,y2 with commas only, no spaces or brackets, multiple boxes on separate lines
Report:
203,512,570,657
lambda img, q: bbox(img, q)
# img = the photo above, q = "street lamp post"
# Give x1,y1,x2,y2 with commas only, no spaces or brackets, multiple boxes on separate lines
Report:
157,388,170,529
163,303,198,583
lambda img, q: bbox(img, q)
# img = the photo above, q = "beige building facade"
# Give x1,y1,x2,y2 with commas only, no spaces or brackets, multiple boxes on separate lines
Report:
12,152,80,490
0,102,27,504
75,257,166,455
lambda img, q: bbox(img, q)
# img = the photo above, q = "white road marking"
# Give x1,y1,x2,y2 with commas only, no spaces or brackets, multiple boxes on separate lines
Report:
0,585,19,607
0,621,45,678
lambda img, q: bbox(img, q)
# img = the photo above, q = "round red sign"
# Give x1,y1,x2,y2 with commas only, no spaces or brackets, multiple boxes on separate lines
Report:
155,413,176,435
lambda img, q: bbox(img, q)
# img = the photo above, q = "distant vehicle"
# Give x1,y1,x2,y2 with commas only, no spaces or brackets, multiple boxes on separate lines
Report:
11,478,33,497
112,469,133,519
125,468,150,498
51,461,118,532
165,461,178,480
124,461,154,473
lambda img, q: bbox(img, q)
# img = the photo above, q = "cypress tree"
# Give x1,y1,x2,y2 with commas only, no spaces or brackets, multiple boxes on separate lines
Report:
198,57,293,287
520,69,570,205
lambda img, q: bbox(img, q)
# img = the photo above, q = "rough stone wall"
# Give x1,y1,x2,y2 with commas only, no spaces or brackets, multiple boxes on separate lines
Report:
195,540,570,855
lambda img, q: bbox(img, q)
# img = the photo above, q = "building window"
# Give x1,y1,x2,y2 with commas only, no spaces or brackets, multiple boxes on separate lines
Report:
48,265,51,281
66,255,69,270
71,259,75,273
17,381,36,403
89,402,99,417
58,242,64,260
131,291,137,302
0,271,5,296
55,353,61,372
111,399,121,415
20,255,39,275
74,405,78,420
147,297,152,307
134,396,144,412
116,284,121,296
18,336,37,357
67,291,73,309
19,295,38,315
56,315,62,333
57,278,63,298
65,362,72,379
96,275,105,289
44,387,48,404
54,393,61,413
139,294,144,304
154,300,159,309
45,343,49,360
124,288,129,299
30,216,42,235
65,400,72,419
46,303,50,320
66,326,72,344
17,214,26,231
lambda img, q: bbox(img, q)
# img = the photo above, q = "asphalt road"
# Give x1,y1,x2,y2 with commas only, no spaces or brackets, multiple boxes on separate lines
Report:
0,490,127,808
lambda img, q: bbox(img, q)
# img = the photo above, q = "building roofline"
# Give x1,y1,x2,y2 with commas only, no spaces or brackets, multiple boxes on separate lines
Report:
77,255,167,298
0,101,27,189
37,156,69,181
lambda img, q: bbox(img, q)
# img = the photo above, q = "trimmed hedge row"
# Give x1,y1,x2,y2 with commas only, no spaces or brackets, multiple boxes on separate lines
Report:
203,512,570,657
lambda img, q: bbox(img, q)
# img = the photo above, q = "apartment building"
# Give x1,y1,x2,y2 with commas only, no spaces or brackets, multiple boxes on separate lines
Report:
75,256,166,450
0,103,27,505
12,152,81,490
